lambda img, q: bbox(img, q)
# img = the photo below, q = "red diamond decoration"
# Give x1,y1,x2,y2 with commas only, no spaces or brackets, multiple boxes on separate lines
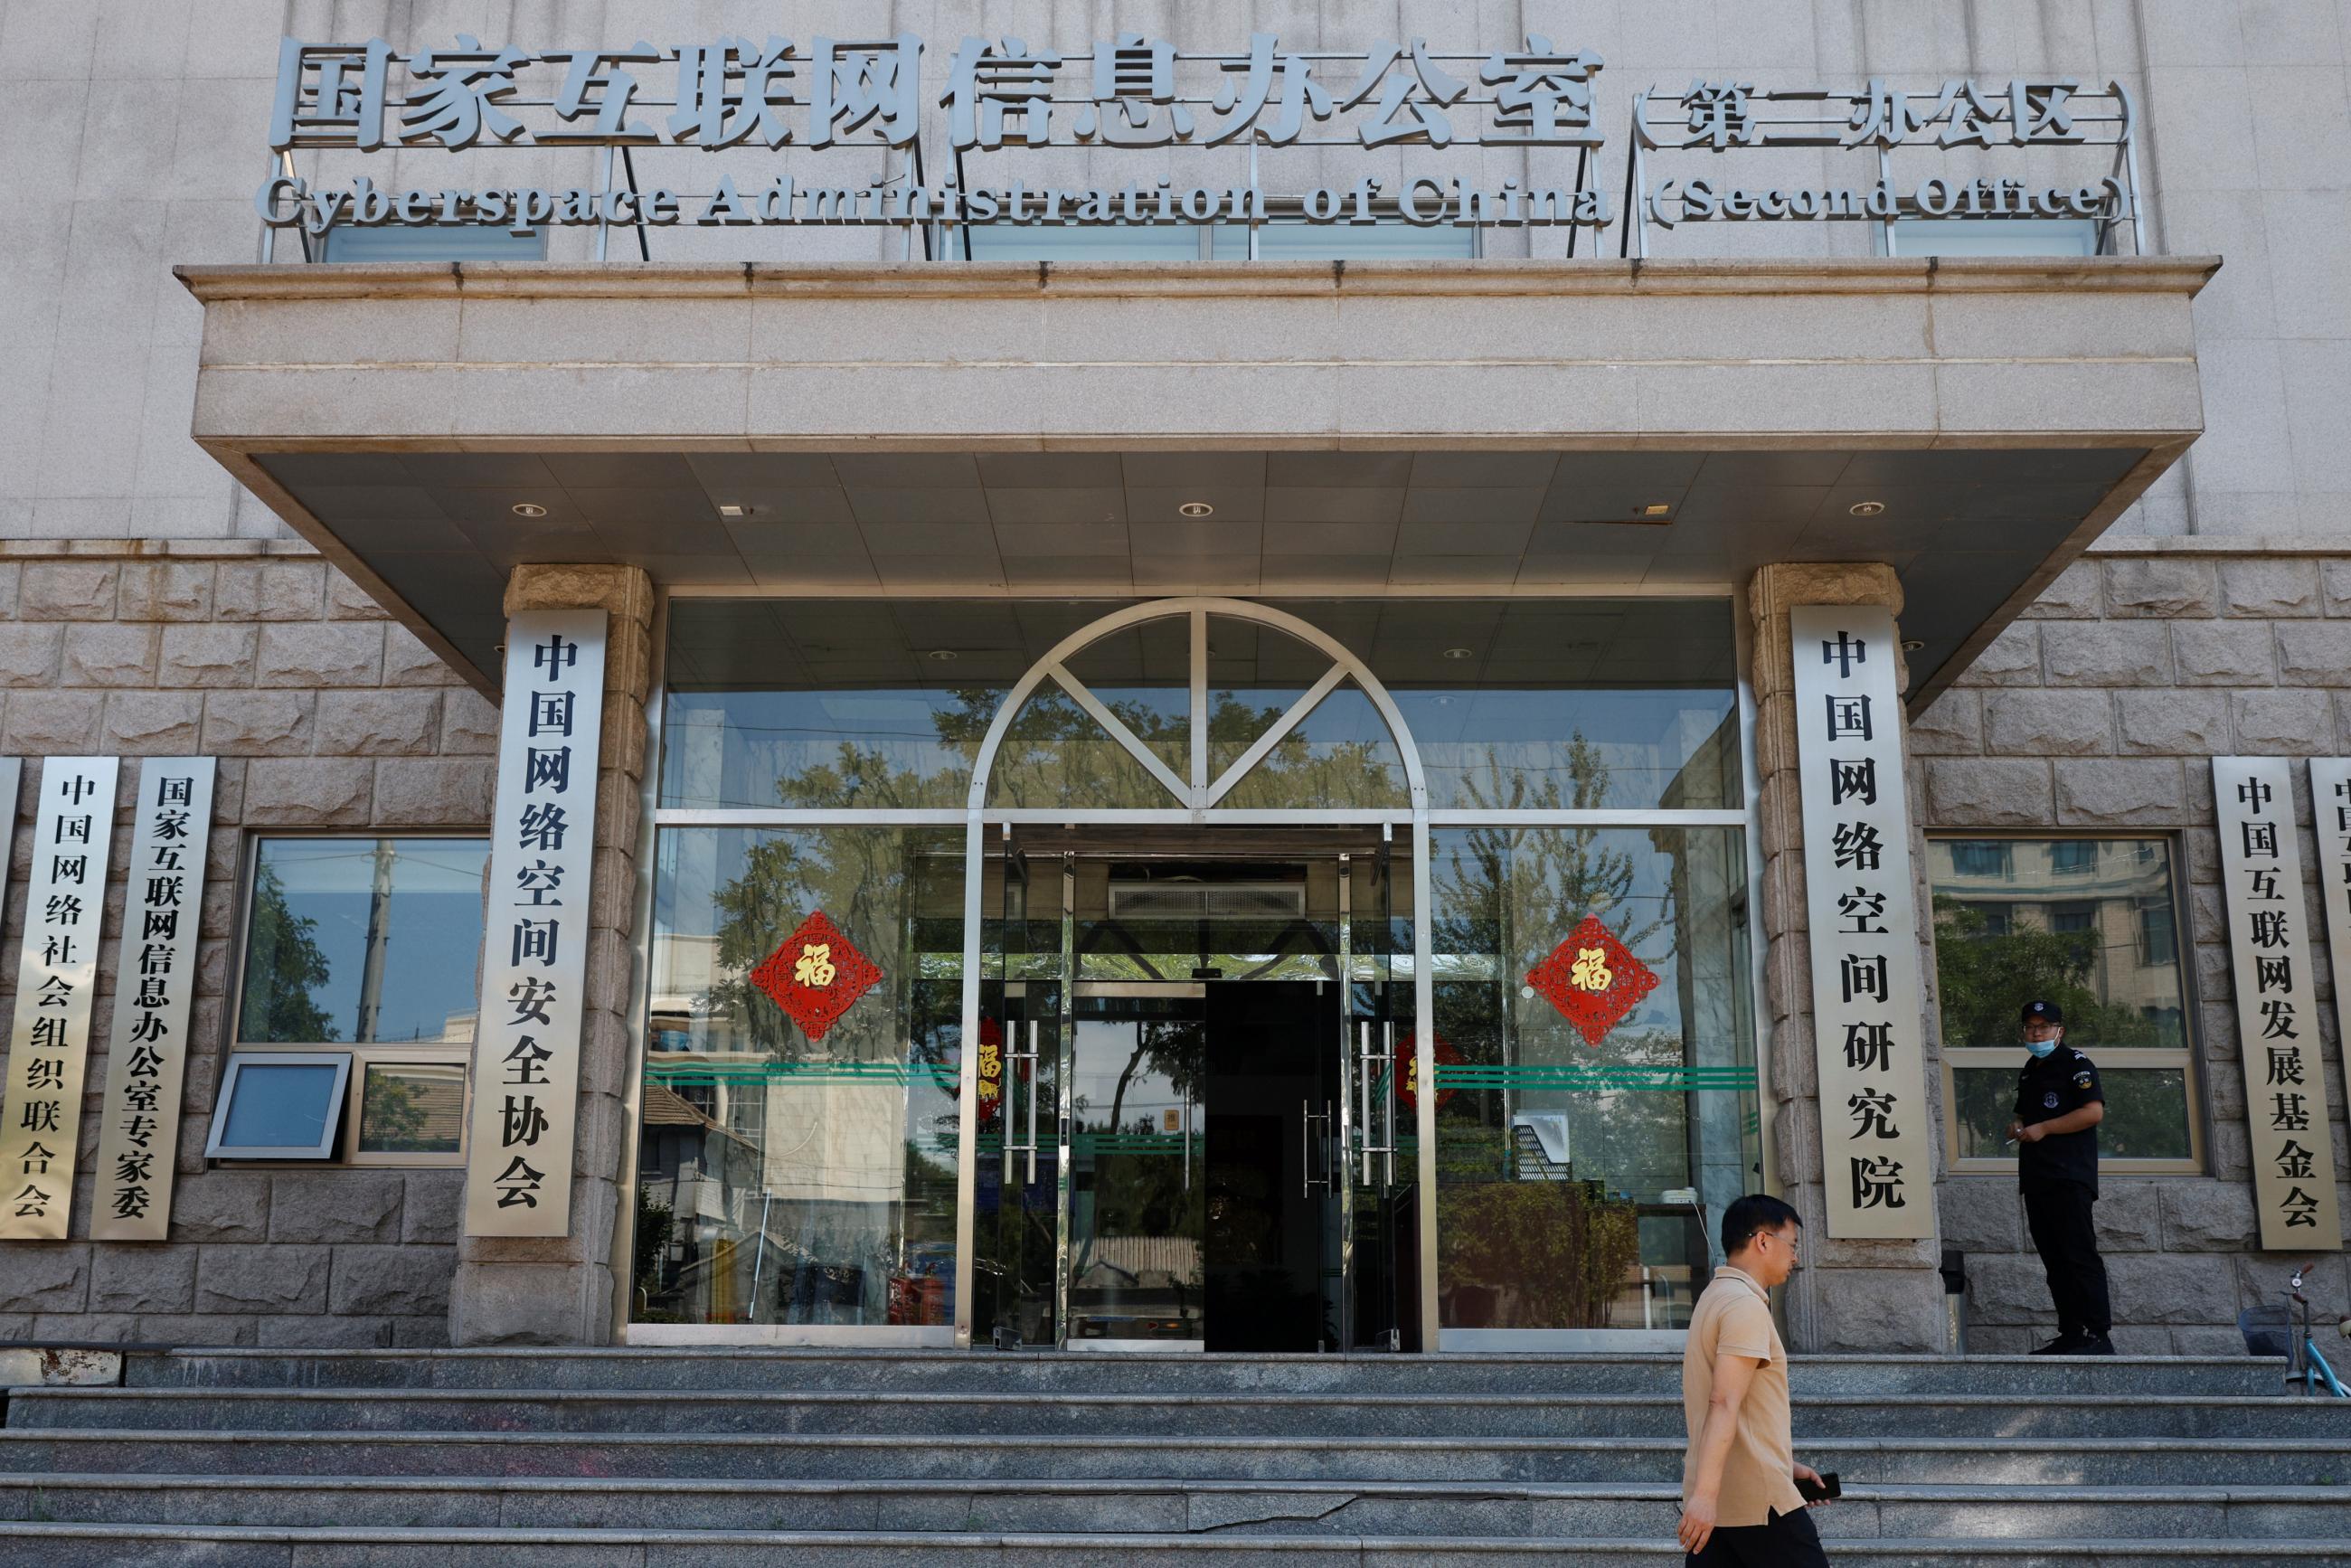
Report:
751,910,883,1044
1526,914,1659,1047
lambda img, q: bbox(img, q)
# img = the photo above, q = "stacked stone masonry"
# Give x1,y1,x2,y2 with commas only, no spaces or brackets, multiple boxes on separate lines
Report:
0,543,490,1348
1919,548,2351,1354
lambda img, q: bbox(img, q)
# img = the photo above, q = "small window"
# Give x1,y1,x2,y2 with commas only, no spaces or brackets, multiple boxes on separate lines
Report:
2050,842,2097,874
1888,217,2101,257
319,225,547,262
354,1061,467,1157
206,1053,352,1159
231,836,489,1166
1928,835,2201,1175
1948,842,2013,878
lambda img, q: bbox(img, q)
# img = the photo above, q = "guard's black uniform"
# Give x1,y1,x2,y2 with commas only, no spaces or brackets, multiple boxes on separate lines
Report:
2016,1046,2110,1342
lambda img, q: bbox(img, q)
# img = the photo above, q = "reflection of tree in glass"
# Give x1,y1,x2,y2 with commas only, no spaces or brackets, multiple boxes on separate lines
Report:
1439,735,1666,962
361,1072,431,1150
1431,737,1692,1222
1932,897,2167,1050
1072,1021,1204,1285
242,861,340,1042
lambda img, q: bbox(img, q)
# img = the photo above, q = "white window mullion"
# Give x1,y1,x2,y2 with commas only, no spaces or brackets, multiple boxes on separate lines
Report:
1047,662,1194,808
1203,665,1347,808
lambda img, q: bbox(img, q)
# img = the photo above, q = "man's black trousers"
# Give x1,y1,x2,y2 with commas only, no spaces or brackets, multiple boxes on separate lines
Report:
2023,1178,2110,1339
1687,1506,1830,1567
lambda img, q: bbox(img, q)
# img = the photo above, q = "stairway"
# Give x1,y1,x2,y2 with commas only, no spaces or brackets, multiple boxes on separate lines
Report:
2,1346,2346,1564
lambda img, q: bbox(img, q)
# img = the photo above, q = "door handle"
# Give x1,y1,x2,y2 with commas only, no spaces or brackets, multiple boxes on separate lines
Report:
1302,1099,1333,1197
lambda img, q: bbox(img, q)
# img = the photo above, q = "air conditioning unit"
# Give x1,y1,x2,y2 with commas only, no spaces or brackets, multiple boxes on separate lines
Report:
1106,882,1307,921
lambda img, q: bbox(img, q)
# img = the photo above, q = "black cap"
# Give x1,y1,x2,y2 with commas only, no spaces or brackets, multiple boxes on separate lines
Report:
2020,999,2064,1025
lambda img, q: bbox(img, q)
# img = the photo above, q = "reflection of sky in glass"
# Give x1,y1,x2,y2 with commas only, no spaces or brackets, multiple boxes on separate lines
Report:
221,1061,339,1148
1395,689,1738,809
241,839,487,1044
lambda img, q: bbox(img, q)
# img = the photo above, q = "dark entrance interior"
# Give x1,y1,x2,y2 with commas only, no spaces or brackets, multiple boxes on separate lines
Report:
1203,980,1343,1353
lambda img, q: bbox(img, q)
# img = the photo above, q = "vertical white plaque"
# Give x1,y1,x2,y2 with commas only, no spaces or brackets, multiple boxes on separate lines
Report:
90,759,216,1242
463,609,607,1238
0,757,120,1242
1790,606,1934,1240
2310,759,2351,1169
2217,758,2344,1250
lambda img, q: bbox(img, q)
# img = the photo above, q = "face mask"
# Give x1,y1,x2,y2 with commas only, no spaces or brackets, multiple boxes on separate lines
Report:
2025,1039,2057,1059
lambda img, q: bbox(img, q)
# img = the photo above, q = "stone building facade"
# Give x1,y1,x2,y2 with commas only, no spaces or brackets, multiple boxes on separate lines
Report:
0,0,2346,1358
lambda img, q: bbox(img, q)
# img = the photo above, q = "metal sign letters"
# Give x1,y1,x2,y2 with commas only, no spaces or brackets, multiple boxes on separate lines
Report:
254,33,2144,262
2214,758,2343,1251
259,33,1614,249
0,758,119,1242
1790,607,1933,1240
1629,77,2143,257
463,610,607,1238
90,759,216,1242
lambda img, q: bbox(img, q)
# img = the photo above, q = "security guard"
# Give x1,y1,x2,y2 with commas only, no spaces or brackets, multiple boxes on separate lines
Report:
2004,999,2112,1355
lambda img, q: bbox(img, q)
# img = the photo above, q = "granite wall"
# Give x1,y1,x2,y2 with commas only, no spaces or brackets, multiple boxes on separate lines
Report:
1920,543,2351,1353
0,540,492,1348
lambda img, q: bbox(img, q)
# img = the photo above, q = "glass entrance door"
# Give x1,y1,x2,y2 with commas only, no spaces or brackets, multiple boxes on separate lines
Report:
977,830,1403,1352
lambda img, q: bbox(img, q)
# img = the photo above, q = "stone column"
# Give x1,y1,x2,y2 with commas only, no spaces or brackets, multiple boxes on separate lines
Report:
447,565,654,1346
1750,562,1948,1353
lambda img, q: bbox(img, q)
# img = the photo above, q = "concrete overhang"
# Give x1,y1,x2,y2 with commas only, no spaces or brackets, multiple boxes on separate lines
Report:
175,255,2217,703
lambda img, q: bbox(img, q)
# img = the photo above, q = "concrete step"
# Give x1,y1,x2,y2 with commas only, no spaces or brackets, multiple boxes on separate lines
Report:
12,1386,2346,1440
3,1524,2351,1567
3,1429,2343,1487
118,1347,2281,1399
5,1474,2351,1541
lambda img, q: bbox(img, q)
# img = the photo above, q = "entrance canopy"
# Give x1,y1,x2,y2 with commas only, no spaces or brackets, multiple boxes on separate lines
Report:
176,255,2215,701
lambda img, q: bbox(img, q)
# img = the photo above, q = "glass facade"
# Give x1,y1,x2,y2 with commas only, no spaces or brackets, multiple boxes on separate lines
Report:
1430,827,1758,1333
635,594,1757,1343
637,827,962,1327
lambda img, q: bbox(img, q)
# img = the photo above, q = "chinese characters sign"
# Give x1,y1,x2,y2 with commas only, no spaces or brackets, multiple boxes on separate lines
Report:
258,33,1615,240
1628,78,2141,257
0,758,118,1242
463,610,607,1238
2309,760,2351,1149
269,33,1602,153
90,760,215,1242
1789,608,1932,1240
2217,758,2343,1250
1525,914,1660,1047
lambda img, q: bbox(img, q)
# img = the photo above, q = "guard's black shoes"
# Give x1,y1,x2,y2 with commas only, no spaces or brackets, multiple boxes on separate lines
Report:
2073,1334,2117,1355
2032,1334,2087,1355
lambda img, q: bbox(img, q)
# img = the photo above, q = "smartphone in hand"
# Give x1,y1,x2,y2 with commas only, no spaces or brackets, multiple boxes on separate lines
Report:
1795,1472,1842,1504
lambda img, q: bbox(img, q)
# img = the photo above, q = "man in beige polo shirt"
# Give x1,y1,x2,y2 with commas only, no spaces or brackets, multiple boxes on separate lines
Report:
1677,1194,1831,1566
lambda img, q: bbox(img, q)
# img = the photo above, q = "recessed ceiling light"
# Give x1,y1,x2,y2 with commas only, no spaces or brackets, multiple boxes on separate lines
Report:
510,502,547,517
1635,502,1672,518
1849,500,1886,516
1178,501,1214,517
1441,647,1475,661
928,648,959,661
717,503,751,518
1901,638,1926,653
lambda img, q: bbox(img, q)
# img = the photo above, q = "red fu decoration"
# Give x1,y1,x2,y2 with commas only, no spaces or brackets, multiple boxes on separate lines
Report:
751,910,883,1044
1526,913,1659,1047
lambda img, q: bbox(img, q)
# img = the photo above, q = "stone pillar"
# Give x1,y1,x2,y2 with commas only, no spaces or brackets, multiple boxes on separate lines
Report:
1750,562,1948,1353
447,565,654,1346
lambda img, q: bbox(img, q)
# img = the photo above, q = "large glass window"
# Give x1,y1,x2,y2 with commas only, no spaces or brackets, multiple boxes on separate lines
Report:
227,836,487,1166
636,827,962,1329
1430,826,1758,1335
643,592,1756,1347
1930,836,2201,1173
1273,600,1742,811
